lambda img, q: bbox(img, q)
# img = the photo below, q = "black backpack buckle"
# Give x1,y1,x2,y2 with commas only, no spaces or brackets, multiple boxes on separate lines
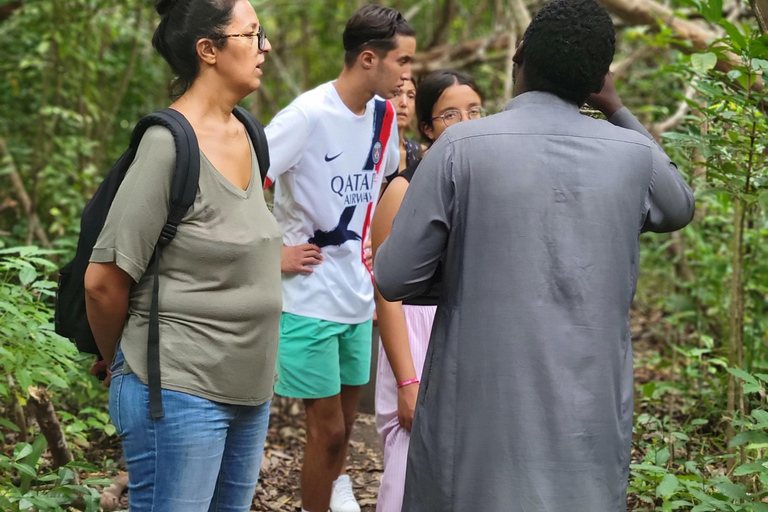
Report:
159,223,177,246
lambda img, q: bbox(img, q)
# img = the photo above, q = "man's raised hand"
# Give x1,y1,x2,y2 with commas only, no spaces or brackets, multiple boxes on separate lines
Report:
586,72,624,118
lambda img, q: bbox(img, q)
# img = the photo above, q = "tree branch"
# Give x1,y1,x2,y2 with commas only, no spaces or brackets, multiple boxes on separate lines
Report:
650,83,697,139
610,45,660,81
0,136,51,247
412,0,746,83
97,5,144,169
268,50,302,98
427,0,456,49
750,0,768,32
0,1,22,22
28,386,76,475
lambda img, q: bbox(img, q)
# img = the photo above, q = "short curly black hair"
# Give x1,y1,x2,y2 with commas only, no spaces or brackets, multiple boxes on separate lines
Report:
520,0,615,104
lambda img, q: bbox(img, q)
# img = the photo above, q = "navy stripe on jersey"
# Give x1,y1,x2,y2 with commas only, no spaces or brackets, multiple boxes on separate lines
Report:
363,99,388,171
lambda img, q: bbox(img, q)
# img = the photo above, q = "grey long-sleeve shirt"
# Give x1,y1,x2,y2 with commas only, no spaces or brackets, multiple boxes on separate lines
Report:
374,91,694,512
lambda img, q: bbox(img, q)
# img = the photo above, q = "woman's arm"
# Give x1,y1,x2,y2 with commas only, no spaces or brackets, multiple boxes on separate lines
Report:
84,262,134,367
372,177,419,430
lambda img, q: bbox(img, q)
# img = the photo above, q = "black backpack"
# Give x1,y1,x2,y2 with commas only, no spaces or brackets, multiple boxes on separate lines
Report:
55,106,270,419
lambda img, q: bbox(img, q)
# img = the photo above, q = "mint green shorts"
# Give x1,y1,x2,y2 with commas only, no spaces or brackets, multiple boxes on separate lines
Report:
275,312,373,399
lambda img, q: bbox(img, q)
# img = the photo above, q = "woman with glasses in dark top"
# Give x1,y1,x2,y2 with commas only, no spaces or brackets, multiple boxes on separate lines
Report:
83,0,280,510
370,69,483,512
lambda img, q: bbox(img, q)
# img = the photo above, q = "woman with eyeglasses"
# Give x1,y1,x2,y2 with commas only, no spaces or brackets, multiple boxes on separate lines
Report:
370,69,483,512
83,0,280,510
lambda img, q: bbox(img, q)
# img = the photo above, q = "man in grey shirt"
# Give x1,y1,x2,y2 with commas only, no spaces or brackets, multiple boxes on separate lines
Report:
374,0,695,510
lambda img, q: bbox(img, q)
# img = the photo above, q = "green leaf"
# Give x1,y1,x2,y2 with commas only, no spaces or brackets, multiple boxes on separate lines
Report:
83,476,113,486
700,0,722,22
691,53,718,73
19,498,33,510
631,463,668,474
727,367,759,386
657,473,680,498
65,460,99,472
18,265,37,285
13,442,33,460
57,466,76,486
751,58,768,72
0,418,20,431
720,19,746,50
714,478,749,500
20,434,46,493
730,430,768,447
752,410,768,424
733,461,768,476
655,447,671,466
12,462,37,478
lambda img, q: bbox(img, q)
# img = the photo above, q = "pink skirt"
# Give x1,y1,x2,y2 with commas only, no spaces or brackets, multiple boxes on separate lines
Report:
375,305,436,512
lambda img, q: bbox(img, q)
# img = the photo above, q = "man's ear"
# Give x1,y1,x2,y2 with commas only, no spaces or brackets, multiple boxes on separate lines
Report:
512,41,524,65
359,49,376,70
196,38,217,66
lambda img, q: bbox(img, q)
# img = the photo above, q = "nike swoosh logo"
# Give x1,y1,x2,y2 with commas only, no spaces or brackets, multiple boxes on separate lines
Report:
325,152,343,162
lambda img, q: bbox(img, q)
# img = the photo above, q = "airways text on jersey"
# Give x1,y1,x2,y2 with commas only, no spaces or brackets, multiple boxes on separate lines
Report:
330,170,378,207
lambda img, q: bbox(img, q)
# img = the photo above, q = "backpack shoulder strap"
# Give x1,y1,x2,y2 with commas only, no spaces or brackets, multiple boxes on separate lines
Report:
233,106,269,185
131,109,200,420
135,109,200,232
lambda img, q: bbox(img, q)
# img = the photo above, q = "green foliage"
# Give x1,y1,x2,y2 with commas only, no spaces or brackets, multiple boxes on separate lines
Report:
631,362,768,511
0,0,166,250
0,247,112,510
629,1,768,509
0,247,80,395
0,435,106,512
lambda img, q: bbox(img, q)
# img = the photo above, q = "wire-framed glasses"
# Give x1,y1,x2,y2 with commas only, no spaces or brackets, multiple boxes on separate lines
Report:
432,106,484,127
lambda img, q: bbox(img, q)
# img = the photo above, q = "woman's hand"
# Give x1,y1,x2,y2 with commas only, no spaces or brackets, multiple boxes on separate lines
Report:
397,382,419,432
89,360,111,387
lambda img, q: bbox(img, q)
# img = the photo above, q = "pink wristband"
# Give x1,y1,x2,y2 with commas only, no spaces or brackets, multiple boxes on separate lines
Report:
397,378,420,388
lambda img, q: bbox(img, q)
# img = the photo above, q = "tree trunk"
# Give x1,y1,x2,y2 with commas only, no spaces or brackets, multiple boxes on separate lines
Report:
751,0,768,33
726,197,745,470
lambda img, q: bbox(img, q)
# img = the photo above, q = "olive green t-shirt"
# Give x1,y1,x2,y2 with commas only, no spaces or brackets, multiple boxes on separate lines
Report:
91,125,282,406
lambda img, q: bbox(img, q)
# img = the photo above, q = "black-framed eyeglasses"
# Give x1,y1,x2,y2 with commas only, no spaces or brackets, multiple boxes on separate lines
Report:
432,106,484,127
217,25,267,51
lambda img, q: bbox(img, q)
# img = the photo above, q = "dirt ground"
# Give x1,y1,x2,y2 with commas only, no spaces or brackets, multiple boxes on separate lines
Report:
254,398,383,512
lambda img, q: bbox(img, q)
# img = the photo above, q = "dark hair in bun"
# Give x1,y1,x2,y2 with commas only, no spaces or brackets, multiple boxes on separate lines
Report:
154,0,178,16
152,0,238,98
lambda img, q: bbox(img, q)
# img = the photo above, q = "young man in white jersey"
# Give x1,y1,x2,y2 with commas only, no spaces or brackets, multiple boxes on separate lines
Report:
264,6,416,512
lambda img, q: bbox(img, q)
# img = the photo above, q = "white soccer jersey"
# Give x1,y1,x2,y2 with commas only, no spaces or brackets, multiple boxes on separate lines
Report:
265,81,399,324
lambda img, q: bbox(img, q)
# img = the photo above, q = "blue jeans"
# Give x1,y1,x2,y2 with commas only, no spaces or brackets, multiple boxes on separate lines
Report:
109,347,271,512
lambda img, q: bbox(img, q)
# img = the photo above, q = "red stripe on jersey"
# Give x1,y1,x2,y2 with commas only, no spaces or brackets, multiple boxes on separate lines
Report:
263,176,273,190
361,100,396,278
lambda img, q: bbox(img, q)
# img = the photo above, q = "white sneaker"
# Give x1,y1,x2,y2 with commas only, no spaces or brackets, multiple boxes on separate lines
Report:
330,474,361,512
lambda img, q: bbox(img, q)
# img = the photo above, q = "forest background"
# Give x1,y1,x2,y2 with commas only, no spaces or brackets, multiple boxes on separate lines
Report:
1,0,768,510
